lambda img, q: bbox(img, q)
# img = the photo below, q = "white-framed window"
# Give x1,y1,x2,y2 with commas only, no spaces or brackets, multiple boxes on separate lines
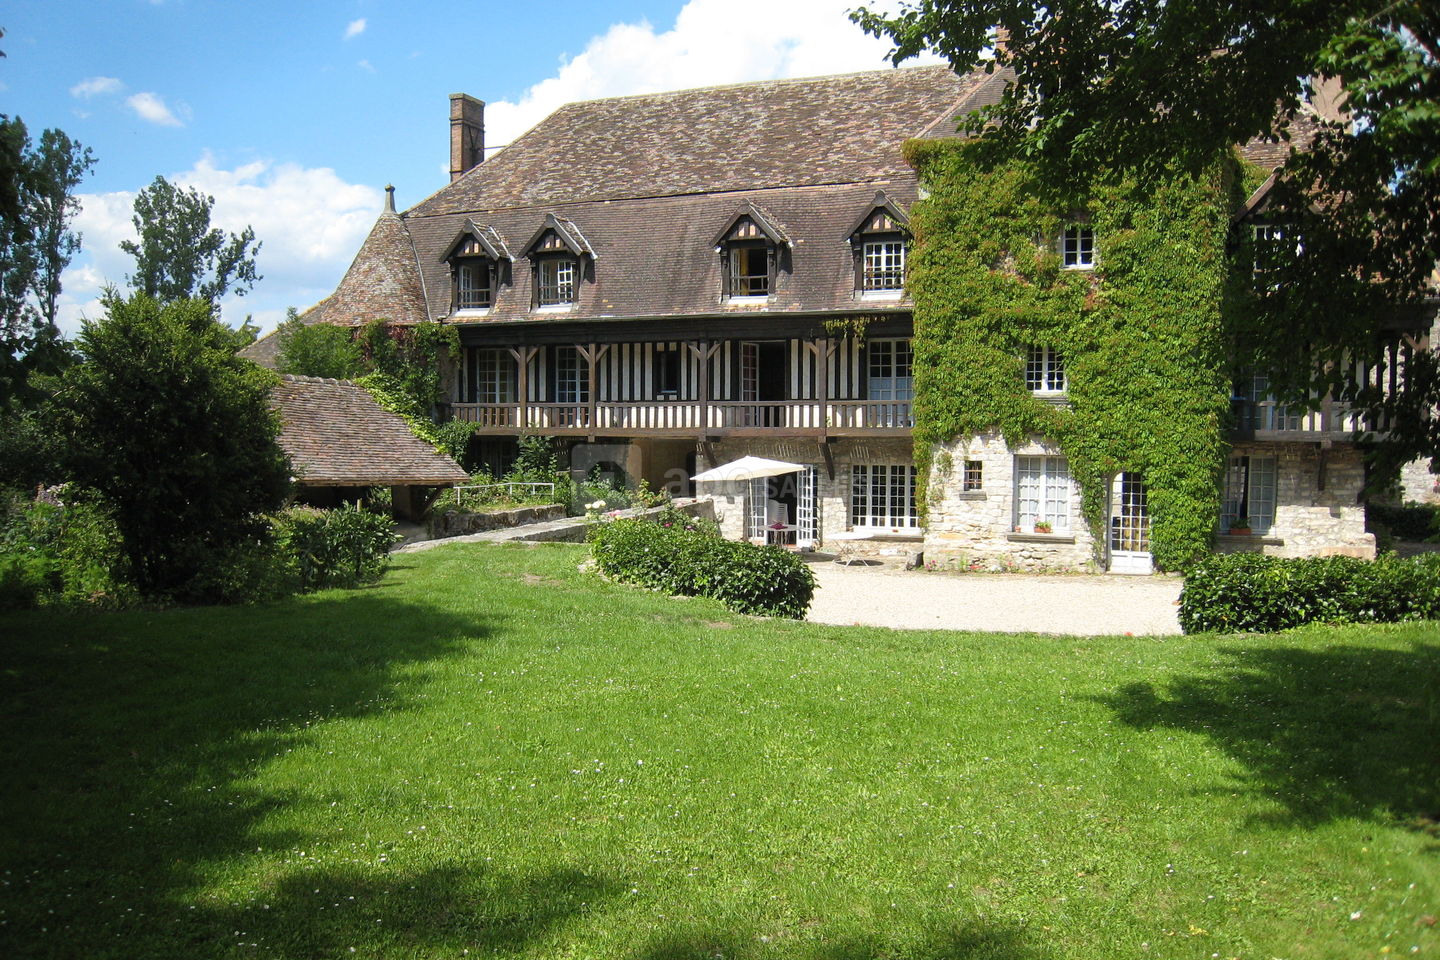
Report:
1061,224,1095,269
455,260,491,310
850,464,918,529
1221,455,1277,535
1026,345,1066,395
728,243,770,296
1240,372,1300,432
862,239,906,291
1015,455,1073,532
868,338,914,428
554,346,588,404
472,347,514,403
962,459,983,492
537,258,577,306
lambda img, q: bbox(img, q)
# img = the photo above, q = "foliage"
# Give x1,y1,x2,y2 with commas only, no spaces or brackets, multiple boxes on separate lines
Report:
905,139,1235,570
0,541,1436,957
355,372,442,447
434,419,479,468
0,116,93,410
274,307,364,379
355,317,460,418
1366,501,1440,542
120,175,261,302
853,0,1440,476
55,293,292,600
0,486,137,609
1178,551,1440,633
589,517,816,618
273,504,396,591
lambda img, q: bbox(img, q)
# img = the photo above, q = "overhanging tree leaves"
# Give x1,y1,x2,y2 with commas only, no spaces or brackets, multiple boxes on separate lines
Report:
57,293,292,600
120,175,261,302
853,1,1440,472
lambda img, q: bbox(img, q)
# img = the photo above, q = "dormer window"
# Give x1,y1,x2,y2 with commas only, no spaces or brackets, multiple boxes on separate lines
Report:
537,257,576,306
523,214,595,311
714,204,789,301
440,221,511,314
1061,224,1095,269
848,194,910,296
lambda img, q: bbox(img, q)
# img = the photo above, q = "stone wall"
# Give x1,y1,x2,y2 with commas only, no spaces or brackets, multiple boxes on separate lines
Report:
1218,441,1374,559
1398,458,1440,505
924,433,1098,573
695,437,923,559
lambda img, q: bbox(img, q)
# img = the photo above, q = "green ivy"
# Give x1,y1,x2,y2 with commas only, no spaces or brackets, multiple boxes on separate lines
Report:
904,138,1248,571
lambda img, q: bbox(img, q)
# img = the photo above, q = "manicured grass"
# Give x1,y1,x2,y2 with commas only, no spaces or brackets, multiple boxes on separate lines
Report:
1,542,1436,959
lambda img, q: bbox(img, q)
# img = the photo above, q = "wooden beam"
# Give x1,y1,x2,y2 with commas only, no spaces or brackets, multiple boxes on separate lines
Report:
819,439,835,481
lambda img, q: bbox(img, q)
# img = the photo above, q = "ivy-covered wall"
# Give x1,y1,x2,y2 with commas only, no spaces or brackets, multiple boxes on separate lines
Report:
903,139,1247,571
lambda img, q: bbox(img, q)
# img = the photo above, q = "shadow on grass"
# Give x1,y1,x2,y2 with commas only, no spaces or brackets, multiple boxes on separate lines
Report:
1096,641,1440,829
638,921,1057,960
0,592,596,958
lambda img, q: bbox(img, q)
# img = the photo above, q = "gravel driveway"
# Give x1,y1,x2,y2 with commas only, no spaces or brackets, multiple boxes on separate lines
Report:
806,562,1183,635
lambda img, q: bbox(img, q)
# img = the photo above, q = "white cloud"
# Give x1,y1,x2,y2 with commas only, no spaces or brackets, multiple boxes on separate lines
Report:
357,59,376,73
126,92,184,127
70,76,123,99
59,157,383,337
345,18,367,39
482,0,939,150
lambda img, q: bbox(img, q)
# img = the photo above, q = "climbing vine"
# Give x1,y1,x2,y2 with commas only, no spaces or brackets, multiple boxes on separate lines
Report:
904,138,1249,571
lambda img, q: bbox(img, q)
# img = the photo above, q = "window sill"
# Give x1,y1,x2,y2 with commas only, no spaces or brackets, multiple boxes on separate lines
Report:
725,295,771,305
954,490,987,500
454,307,491,318
1216,533,1284,546
1007,531,1076,544
534,304,576,313
1061,264,1095,272
857,289,904,301
850,529,922,542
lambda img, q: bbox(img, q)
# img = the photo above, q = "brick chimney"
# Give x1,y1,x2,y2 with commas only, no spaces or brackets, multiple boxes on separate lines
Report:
449,93,485,181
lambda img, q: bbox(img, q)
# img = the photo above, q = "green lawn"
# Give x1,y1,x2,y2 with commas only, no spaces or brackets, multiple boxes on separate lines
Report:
1,543,1436,960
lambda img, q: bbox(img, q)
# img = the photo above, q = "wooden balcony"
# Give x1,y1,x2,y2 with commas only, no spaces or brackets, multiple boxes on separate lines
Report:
1230,398,1375,441
448,399,913,438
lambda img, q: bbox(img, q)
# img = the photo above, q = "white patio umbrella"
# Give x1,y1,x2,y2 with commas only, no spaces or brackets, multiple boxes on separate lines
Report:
690,455,804,483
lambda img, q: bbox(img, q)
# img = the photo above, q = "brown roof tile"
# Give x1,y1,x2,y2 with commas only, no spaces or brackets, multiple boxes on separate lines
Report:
272,375,468,486
320,211,431,327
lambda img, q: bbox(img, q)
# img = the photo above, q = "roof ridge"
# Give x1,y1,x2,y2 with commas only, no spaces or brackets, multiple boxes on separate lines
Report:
280,373,362,387
541,63,958,110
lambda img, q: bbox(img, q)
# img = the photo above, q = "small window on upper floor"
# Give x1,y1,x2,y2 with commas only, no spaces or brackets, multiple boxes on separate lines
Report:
848,193,910,296
440,221,512,314
1027,345,1066,395
536,257,577,307
523,214,595,311
1061,224,1095,270
714,203,789,301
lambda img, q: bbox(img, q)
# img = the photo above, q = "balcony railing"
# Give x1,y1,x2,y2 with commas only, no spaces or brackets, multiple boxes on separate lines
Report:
449,399,914,435
1231,398,1372,438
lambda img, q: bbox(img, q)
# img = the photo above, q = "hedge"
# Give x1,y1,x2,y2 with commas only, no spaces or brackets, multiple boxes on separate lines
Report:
1178,551,1440,634
1366,502,1440,542
588,517,816,619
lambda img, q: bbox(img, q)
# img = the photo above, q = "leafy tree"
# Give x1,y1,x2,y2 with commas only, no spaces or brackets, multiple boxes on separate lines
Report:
275,307,363,379
852,1,1439,470
56,293,292,599
120,175,261,302
0,116,95,409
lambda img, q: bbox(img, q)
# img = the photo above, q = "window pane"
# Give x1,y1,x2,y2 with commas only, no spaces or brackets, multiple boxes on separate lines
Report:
1063,225,1094,268
539,259,576,305
730,245,769,295
457,261,490,308
863,240,905,290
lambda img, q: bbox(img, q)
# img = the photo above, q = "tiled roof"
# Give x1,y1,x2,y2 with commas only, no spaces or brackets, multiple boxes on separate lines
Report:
410,66,981,216
272,375,468,486
319,210,431,326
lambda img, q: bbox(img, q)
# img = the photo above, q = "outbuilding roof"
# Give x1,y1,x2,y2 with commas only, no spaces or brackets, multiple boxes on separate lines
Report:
272,375,468,486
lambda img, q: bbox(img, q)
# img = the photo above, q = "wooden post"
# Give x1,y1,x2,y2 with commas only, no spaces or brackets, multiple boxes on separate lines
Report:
508,346,537,429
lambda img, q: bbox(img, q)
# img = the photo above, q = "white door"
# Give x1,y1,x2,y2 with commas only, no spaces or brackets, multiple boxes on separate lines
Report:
1109,472,1153,574
796,466,818,547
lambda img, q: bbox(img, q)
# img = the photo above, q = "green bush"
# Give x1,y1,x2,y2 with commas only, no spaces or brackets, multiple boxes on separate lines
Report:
0,488,137,609
1179,552,1440,634
275,503,397,591
589,518,815,618
1366,501,1440,542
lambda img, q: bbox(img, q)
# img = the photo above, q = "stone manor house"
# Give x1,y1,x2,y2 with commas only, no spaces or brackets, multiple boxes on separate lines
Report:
286,64,1433,572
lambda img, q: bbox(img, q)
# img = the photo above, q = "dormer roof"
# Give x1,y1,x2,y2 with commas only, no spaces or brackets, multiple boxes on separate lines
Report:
438,220,512,262
846,190,910,237
712,202,791,248
523,214,595,258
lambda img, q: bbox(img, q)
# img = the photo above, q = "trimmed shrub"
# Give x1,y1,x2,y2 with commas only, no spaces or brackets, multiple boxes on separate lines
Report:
1179,552,1440,634
274,504,397,591
1366,501,1440,542
589,518,815,618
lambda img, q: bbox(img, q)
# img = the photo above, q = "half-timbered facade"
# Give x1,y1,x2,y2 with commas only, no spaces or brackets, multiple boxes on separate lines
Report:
297,65,1430,568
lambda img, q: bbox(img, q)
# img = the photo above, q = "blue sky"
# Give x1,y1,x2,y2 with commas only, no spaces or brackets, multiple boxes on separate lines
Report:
4,0,935,336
